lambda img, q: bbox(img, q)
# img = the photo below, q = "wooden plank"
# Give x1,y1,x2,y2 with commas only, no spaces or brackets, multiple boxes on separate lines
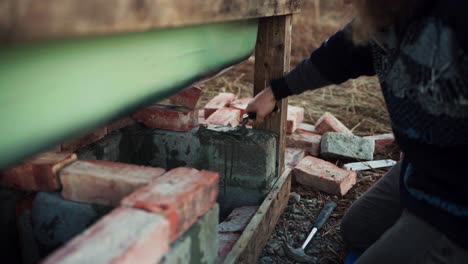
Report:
223,167,292,264
1,0,300,43
253,15,292,176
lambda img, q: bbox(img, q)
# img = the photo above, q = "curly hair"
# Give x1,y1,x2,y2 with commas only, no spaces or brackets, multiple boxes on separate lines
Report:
352,0,425,44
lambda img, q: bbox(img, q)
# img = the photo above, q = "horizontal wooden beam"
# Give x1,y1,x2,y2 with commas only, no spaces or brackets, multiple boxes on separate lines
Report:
0,0,301,43
223,167,292,264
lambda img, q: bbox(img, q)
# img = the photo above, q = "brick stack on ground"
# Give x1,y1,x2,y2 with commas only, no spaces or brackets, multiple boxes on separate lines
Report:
283,111,397,196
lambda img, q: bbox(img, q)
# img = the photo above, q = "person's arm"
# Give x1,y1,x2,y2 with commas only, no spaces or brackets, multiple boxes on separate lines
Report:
246,22,376,123
270,22,376,100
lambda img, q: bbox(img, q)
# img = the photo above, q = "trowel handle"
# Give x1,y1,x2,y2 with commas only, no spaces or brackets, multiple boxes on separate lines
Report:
246,112,257,120
245,105,279,121
313,201,337,230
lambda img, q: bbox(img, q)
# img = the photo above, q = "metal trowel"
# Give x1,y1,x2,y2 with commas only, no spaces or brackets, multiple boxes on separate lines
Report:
241,112,256,128
240,104,279,128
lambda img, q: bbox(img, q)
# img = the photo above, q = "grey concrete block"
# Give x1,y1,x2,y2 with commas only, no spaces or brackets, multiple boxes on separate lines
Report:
161,204,219,264
30,192,111,256
197,126,277,191
92,125,277,219
218,186,268,218
321,132,375,161
77,132,130,162
124,125,204,169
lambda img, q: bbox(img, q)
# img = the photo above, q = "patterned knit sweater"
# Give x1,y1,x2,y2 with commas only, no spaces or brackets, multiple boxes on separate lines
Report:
271,0,468,248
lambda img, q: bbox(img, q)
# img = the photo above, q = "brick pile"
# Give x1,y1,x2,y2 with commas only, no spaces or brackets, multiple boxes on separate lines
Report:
284,111,396,196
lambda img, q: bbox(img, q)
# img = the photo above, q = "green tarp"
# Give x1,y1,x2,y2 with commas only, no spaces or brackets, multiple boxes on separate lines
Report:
0,19,258,169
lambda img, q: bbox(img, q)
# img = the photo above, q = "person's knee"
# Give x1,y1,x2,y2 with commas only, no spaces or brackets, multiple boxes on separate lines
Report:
340,204,372,252
340,208,358,246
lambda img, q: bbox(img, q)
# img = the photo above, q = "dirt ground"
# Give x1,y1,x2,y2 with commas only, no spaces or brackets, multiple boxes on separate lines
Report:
199,1,400,263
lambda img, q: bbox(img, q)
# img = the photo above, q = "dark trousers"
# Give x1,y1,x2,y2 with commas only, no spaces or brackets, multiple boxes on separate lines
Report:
340,162,468,263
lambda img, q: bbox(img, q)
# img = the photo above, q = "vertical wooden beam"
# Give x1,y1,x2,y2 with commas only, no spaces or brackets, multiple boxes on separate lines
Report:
254,15,292,177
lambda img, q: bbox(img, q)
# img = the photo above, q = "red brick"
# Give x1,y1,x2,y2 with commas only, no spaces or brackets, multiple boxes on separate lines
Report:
218,233,241,263
122,167,219,241
132,104,198,132
230,97,253,116
293,156,356,196
169,86,202,110
287,105,305,134
198,109,206,125
364,133,395,154
205,107,241,127
60,160,165,207
315,112,352,135
285,148,306,168
297,123,317,134
287,130,322,156
42,207,170,264
62,127,107,152
219,206,258,233
107,117,135,134
204,93,237,119
0,152,76,191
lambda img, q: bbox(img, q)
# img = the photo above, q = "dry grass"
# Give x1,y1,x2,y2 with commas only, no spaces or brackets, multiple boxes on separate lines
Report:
198,0,392,136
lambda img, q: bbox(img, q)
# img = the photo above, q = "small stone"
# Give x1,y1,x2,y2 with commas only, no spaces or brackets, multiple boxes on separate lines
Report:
260,256,274,264
321,132,375,161
270,241,281,252
291,214,305,221
277,246,285,257
266,247,275,255
305,198,318,206
299,234,306,241
292,205,302,214
288,192,301,205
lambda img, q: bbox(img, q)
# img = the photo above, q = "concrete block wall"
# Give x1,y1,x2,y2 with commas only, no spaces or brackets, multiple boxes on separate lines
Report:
0,88,281,264
4,158,220,264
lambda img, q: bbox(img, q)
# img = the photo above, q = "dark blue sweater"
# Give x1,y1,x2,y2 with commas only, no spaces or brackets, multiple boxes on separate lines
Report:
271,0,468,249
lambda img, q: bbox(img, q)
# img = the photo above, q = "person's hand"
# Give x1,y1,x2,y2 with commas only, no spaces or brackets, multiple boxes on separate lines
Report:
246,87,277,124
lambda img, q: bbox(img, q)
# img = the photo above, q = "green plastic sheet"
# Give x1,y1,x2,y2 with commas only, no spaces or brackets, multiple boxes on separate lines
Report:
0,19,258,169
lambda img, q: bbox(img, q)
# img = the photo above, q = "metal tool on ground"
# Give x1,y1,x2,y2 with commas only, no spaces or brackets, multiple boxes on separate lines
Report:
283,201,338,263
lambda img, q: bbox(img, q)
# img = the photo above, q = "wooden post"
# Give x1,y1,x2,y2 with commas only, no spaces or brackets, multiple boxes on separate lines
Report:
254,15,292,177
